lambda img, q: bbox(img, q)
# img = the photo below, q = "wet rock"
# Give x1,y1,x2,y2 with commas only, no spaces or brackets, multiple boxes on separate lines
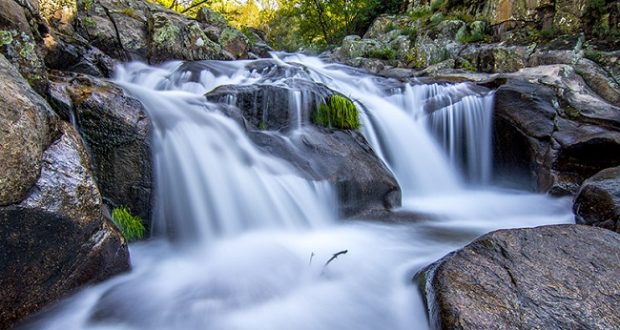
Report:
419,224,620,330
48,72,153,229
574,166,620,233
0,122,129,329
0,53,56,206
206,78,401,216
43,30,117,77
492,65,620,194
0,29,49,94
218,26,249,59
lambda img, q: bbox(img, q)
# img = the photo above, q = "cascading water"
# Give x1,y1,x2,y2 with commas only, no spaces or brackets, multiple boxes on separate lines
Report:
21,54,573,330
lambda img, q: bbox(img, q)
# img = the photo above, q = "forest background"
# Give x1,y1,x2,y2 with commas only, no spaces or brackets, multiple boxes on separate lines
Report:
150,0,403,51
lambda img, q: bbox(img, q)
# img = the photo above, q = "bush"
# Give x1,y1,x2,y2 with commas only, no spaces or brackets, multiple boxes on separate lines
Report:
430,0,446,12
111,206,145,241
367,47,397,60
313,95,361,130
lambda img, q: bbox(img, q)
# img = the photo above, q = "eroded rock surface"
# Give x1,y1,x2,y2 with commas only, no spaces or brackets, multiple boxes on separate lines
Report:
574,166,620,233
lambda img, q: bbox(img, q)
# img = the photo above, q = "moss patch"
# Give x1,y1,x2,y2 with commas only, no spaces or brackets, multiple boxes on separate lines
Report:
111,206,145,241
313,95,361,130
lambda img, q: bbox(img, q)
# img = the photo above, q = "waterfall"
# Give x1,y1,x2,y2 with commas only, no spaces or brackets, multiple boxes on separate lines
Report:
22,54,573,330
114,63,335,241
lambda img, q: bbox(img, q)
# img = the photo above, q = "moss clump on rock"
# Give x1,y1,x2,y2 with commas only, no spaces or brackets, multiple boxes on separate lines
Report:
111,206,145,241
313,95,361,130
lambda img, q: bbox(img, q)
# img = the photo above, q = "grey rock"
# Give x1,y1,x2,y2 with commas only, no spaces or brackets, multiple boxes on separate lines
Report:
419,224,620,330
574,166,620,233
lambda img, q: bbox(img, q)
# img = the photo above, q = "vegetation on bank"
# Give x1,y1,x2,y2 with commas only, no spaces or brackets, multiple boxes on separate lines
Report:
150,0,401,51
111,206,145,241
313,95,360,130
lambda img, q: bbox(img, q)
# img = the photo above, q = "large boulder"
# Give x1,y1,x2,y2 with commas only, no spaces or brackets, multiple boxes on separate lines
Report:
492,65,620,194
419,225,620,329
206,71,401,216
574,166,620,233
48,72,153,229
0,122,129,329
0,53,56,206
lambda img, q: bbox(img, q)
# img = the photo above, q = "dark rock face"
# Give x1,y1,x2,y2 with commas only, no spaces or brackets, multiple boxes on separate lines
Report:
420,225,620,330
492,66,620,194
48,72,153,229
574,166,620,233
206,77,400,216
0,122,129,329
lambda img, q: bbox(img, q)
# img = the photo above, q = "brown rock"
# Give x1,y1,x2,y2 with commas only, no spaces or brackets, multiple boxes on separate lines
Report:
574,166,620,233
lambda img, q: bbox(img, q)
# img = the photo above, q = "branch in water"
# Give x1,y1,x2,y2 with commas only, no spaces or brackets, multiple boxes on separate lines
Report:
323,250,348,268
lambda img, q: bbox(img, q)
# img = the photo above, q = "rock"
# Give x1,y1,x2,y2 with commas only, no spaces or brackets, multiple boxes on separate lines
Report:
205,73,401,216
574,166,620,233
339,35,387,60
195,7,227,28
48,72,153,229
419,224,620,330
218,27,249,59
75,0,150,61
0,53,56,206
0,123,129,329
148,11,226,62
0,29,49,94
492,65,620,194
43,30,117,77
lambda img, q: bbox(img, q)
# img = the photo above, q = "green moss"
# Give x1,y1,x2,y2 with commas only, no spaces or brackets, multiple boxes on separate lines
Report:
118,7,138,18
153,22,180,47
562,105,581,120
458,58,477,71
258,121,266,130
384,22,397,33
111,206,145,241
313,95,360,130
82,16,97,29
367,47,397,60
0,30,15,47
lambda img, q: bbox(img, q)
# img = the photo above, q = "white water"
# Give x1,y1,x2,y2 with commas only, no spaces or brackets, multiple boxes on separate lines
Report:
21,54,573,330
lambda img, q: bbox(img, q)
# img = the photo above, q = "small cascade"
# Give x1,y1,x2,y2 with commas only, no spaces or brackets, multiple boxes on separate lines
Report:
25,53,573,330
114,64,335,242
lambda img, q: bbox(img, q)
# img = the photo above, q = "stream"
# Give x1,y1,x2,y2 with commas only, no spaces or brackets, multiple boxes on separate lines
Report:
22,54,573,330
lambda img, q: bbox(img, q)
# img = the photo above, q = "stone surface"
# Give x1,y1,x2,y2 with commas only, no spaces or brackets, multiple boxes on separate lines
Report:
48,72,153,229
206,72,401,216
0,122,129,329
420,224,620,330
574,166,620,233
0,53,56,206
492,65,620,194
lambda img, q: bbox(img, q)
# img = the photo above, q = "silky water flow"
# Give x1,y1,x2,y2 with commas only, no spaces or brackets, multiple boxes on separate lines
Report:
22,54,573,330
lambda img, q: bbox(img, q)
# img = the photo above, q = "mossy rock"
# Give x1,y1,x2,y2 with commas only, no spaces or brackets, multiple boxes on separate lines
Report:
312,95,361,130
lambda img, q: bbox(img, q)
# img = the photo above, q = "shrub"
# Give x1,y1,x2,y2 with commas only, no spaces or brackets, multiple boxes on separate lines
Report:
313,95,361,130
111,206,145,241
409,6,432,20
367,47,397,60
430,0,446,12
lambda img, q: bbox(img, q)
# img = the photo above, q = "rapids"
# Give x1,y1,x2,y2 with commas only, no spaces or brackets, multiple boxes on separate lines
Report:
20,54,573,330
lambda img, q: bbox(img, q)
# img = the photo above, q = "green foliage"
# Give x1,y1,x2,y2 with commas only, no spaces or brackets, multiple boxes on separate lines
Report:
430,0,446,12
430,12,444,26
111,206,145,241
408,5,432,20
367,47,397,60
313,95,360,130
456,28,485,43
401,26,418,43
118,7,138,18
82,17,97,29
0,30,15,47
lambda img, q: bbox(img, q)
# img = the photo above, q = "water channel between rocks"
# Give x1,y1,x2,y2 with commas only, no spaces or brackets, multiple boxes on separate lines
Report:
23,53,572,330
